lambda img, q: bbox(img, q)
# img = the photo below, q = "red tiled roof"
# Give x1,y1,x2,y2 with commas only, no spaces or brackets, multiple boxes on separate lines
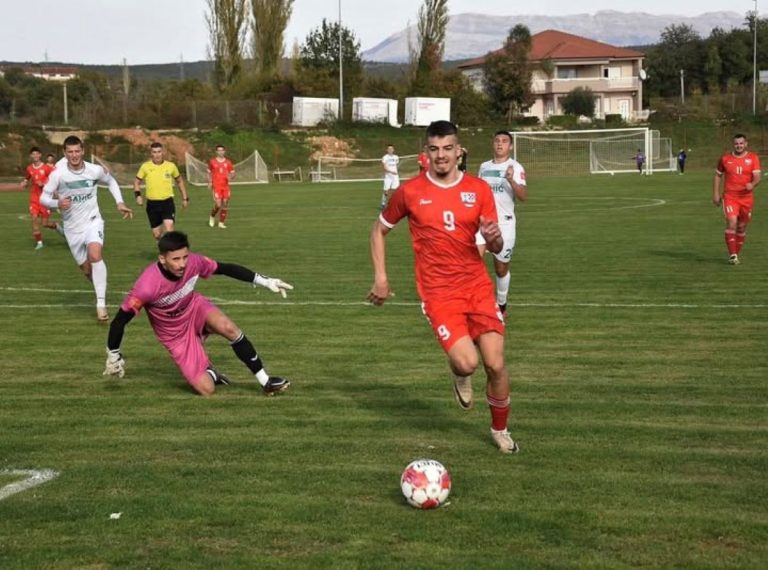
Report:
458,29,644,68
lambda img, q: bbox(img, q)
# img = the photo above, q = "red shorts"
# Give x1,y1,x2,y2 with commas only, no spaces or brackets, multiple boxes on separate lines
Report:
421,282,505,352
723,193,753,223
29,201,51,219
213,186,231,200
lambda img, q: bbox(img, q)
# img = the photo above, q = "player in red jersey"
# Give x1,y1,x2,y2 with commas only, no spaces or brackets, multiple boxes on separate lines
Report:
713,133,762,265
20,146,62,249
207,144,235,229
368,121,519,454
416,144,430,173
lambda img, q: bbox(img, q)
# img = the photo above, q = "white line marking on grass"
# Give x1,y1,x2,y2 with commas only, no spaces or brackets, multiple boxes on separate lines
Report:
0,296,766,311
0,469,60,501
523,196,666,214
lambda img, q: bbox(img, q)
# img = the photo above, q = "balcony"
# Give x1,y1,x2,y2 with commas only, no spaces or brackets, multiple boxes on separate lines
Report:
531,77,640,95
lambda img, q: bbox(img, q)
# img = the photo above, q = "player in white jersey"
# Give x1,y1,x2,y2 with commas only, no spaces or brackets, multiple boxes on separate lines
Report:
41,135,133,321
380,144,400,210
477,130,528,315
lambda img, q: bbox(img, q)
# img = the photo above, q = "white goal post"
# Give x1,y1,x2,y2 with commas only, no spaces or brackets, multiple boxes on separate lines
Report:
313,154,420,183
510,128,675,175
185,151,269,186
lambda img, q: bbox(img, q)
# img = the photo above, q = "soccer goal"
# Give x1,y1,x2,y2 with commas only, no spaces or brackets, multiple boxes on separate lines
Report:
90,155,143,188
185,151,269,186
510,127,672,176
312,154,420,183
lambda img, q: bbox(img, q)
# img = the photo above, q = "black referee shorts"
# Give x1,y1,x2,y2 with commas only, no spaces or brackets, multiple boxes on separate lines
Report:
146,198,176,228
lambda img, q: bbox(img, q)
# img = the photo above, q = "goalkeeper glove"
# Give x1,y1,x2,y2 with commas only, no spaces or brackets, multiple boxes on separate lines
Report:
253,274,294,298
103,348,126,378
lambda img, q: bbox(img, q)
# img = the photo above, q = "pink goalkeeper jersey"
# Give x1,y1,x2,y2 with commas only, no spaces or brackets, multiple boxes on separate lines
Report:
121,253,218,343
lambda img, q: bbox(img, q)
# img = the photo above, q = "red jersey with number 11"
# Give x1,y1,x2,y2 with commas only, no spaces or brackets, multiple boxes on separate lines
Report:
379,172,497,299
716,152,761,195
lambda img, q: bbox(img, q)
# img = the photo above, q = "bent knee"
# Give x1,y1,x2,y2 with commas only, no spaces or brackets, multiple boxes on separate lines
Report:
450,352,480,377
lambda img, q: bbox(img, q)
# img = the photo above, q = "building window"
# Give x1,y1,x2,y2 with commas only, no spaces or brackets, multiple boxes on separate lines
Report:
557,67,577,79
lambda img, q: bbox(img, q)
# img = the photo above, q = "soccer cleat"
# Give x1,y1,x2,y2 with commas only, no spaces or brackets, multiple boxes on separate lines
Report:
263,376,290,396
217,222,227,229
96,307,110,322
208,216,215,228
35,242,44,250
491,429,520,454
453,376,473,410
728,254,740,265
207,367,231,386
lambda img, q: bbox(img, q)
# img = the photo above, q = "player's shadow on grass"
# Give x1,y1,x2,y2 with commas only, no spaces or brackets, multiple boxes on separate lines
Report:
645,249,721,264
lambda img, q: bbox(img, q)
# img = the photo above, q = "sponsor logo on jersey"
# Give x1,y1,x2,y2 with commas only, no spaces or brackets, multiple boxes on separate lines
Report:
460,192,476,205
65,180,95,190
419,199,432,205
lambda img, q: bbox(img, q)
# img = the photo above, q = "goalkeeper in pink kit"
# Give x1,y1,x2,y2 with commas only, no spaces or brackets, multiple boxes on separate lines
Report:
103,231,292,396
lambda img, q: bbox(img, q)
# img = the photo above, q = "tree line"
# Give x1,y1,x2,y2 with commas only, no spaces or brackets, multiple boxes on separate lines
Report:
1,5,766,129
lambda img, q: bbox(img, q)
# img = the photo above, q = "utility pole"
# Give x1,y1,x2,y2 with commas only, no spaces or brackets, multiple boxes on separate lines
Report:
338,0,343,121
680,69,685,106
753,0,758,115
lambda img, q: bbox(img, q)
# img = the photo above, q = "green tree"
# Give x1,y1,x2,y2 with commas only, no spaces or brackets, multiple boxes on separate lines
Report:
561,86,596,117
704,43,723,93
483,25,534,121
645,24,705,98
206,0,249,92
411,0,449,92
298,19,363,99
251,0,294,77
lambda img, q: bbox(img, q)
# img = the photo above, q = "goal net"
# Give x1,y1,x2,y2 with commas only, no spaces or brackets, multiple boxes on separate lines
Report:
185,151,269,186
313,154,420,183
90,155,143,188
511,128,670,176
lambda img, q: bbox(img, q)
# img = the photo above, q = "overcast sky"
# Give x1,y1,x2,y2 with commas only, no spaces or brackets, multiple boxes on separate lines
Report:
0,0,757,65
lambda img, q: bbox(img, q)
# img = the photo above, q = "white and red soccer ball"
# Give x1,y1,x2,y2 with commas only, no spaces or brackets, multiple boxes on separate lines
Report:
400,459,451,509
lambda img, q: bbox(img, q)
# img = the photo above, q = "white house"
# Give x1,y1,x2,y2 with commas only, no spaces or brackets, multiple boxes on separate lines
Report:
458,30,647,122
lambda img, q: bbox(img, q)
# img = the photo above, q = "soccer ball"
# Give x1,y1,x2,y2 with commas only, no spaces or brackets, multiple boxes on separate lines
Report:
400,459,451,509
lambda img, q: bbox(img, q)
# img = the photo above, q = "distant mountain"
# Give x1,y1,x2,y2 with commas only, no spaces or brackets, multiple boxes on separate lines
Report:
362,10,746,63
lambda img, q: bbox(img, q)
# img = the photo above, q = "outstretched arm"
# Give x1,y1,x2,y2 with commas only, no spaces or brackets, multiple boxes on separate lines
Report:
214,262,293,298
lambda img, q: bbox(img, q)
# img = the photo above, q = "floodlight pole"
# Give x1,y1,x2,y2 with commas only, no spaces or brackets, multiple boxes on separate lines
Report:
338,0,344,121
679,69,685,106
63,81,69,125
753,0,758,115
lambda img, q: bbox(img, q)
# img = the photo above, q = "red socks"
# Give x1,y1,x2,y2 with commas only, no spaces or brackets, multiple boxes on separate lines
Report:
725,230,738,255
735,232,746,254
487,394,510,431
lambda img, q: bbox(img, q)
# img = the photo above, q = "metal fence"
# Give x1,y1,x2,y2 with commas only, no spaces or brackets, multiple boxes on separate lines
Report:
0,99,296,131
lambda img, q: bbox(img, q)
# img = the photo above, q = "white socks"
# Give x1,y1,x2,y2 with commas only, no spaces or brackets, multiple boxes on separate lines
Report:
91,260,108,308
496,273,510,306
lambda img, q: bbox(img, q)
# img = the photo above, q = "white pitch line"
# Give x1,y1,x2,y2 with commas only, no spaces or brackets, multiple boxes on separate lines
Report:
0,299,766,310
0,469,60,502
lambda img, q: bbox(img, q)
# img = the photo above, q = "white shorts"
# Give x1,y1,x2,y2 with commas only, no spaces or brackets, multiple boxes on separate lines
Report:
65,218,104,265
476,218,516,263
383,175,400,191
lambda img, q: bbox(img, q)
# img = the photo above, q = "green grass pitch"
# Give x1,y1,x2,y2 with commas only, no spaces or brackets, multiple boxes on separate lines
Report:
0,172,766,568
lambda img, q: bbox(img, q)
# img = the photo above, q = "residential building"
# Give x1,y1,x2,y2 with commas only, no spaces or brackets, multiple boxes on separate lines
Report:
458,30,647,122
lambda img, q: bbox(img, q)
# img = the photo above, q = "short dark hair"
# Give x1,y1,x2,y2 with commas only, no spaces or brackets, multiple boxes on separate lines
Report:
158,231,190,254
494,130,513,143
733,133,747,140
29,146,41,154
215,144,226,150
150,142,163,150
63,135,83,148
426,120,458,139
